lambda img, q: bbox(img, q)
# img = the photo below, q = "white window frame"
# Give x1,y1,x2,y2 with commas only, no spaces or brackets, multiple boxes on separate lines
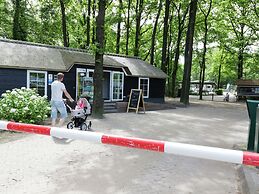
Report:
27,70,47,96
138,77,149,98
111,71,124,101
76,68,87,100
87,69,112,102
87,69,94,78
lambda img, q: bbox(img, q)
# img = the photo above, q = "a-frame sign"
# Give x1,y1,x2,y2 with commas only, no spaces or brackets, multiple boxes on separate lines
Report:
127,89,145,113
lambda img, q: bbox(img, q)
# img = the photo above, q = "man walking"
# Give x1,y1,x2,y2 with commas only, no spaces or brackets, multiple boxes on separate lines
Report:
51,73,73,126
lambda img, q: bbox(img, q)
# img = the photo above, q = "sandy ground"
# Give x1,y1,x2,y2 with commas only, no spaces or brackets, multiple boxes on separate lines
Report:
0,97,250,194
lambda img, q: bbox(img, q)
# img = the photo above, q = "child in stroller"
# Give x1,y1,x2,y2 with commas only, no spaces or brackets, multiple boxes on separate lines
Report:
65,93,92,131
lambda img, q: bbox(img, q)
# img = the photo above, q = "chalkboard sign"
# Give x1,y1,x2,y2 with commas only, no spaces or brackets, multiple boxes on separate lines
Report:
127,89,145,113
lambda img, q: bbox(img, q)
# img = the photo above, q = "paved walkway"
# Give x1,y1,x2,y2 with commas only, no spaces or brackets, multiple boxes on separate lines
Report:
0,97,254,194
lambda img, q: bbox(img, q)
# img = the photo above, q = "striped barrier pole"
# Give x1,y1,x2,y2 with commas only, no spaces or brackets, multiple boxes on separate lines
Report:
0,120,259,167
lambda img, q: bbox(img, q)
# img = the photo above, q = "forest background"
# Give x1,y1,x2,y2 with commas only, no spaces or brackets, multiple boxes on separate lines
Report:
0,0,258,98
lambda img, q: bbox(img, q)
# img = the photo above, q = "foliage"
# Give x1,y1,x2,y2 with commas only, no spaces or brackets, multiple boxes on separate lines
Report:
0,88,51,124
215,89,223,95
0,0,258,99
0,0,13,38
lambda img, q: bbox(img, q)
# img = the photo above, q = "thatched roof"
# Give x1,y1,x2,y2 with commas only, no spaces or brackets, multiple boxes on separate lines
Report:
0,39,167,79
108,55,167,79
236,79,259,86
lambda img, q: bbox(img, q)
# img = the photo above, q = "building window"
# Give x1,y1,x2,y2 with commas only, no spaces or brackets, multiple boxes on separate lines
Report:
112,72,124,100
139,78,149,98
27,70,47,96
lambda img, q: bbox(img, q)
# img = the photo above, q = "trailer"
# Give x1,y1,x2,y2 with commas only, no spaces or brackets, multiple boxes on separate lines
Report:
236,79,259,100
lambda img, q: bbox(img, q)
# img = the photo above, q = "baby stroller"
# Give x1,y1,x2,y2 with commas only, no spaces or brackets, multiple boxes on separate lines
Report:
65,96,92,131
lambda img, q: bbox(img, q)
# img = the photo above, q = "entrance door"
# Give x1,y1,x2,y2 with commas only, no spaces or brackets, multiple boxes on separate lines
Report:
77,69,86,99
112,72,124,101
103,72,110,100
77,69,122,102
76,68,93,101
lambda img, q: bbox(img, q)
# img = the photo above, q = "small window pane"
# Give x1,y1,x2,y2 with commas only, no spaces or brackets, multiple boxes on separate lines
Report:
29,72,46,96
139,78,149,98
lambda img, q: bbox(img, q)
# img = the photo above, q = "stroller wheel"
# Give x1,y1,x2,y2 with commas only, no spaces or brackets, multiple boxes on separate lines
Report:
88,121,92,130
67,122,74,129
80,123,88,131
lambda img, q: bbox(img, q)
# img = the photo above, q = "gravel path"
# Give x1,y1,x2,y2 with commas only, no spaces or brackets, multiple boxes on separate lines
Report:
0,99,249,194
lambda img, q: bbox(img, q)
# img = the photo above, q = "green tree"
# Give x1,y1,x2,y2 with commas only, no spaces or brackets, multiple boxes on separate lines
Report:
93,0,105,118
161,0,170,73
150,0,162,66
180,0,198,105
171,0,189,97
0,0,13,38
13,0,27,40
217,0,258,79
198,0,212,100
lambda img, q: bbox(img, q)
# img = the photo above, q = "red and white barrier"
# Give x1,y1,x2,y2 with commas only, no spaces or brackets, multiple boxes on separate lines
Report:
0,120,259,167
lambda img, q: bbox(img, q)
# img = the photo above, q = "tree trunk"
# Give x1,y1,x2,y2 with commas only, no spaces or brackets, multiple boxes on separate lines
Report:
217,63,221,89
161,0,170,73
198,0,212,100
150,0,162,66
13,0,21,40
79,0,90,49
198,27,208,100
92,0,96,44
217,50,225,89
180,0,198,105
171,3,189,97
13,0,27,41
134,0,143,57
198,52,204,98
171,32,183,97
93,0,105,118
86,0,91,47
126,0,131,55
116,0,123,54
167,14,173,97
237,47,244,79
59,0,69,47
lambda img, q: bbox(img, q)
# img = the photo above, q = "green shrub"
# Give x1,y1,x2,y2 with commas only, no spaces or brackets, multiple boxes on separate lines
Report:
215,89,223,95
0,87,51,124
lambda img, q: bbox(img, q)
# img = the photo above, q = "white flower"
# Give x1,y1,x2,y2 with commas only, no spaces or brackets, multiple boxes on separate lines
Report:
2,104,7,107
30,95,37,100
11,91,17,95
24,107,29,111
10,108,16,113
6,90,11,93
21,87,26,90
1,93,6,97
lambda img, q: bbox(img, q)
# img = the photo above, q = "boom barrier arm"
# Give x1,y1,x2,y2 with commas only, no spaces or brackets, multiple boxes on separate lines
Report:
0,121,258,167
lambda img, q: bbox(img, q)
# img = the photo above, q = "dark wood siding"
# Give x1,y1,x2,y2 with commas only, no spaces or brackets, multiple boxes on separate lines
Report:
47,68,77,101
0,66,165,103
123,77,165,102
149,78,165,98
0,68,27,95
124,76,139,100
148,78,165,102
64,67,77,100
